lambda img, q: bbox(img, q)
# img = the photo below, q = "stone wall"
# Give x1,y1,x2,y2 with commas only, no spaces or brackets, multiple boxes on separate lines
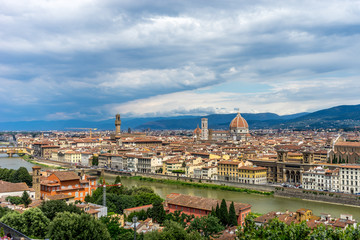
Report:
130,172,276,192
275,187,360,207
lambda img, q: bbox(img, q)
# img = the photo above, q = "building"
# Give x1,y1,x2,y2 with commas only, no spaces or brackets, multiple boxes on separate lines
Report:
115,113,121,135
165,193,251,226
201,118,209,140
0,180,35,200
39,171,97,202
218,160,241,181
302,167,339,191
339,165,360,194
329,142,360,164
229,112,249,141
238,166,267,184
193,113,250,142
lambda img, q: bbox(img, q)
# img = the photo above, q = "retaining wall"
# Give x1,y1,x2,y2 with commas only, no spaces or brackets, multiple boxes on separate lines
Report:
275,187,360,207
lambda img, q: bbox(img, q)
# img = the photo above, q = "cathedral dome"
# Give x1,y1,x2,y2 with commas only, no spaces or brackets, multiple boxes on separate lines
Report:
229,113,248,129
193,125,202,134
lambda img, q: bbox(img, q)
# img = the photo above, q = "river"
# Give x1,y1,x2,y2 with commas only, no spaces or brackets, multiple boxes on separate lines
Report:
1,155,360,220
105,174,360,220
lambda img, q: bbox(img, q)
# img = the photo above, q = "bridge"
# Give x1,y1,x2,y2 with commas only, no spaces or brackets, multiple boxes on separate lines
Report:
0,147,31,157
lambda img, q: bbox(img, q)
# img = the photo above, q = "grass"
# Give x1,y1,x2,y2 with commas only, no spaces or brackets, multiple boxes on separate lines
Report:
21,155,65,169
126,176,273,196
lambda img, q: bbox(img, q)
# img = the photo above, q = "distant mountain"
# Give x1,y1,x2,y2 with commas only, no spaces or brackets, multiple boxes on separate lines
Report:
0,104,359,131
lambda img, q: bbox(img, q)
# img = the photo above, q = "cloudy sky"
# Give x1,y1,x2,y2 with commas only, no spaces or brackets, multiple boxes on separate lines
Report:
1,0,360,121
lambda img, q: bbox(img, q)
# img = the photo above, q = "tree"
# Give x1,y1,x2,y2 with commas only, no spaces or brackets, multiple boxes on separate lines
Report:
144,220,201,240
151,199,166,224
0,227,4,238
40,200,82,220
189,215,224,238
215,203,220,220
47,212,111,240
21,191,32,208
100,216,134,240
10,167,32,186
0,208,50,238
92,156,99,166
228,201,238,226
219,199,229,226
5,196,23,205
114,176,121,184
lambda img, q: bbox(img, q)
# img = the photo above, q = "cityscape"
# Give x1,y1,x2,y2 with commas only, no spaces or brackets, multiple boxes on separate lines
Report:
1,0,360,240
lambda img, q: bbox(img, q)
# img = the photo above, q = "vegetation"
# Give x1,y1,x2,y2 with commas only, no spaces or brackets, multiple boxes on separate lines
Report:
237,214,360,240
47,212,110,240
85,181,163,214
92,155,99,166
39,199,82,220
0,208,50,238
100,215,141,240
144,220,201,240
0,167,32,186
21,190,32,207
188,215,224,238
127,176,273,195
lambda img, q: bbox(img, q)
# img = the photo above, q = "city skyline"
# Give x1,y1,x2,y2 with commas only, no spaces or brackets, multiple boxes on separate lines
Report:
1,0,360,122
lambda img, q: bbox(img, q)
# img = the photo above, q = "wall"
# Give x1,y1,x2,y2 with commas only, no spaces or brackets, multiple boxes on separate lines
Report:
274,187,360,206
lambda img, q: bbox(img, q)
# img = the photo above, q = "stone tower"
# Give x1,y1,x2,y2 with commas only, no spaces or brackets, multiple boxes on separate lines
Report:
32,166,41,200
115,114,121,135
201,118,208,140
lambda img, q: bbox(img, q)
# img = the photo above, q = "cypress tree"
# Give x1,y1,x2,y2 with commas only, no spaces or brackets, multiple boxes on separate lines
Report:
215,203,220,219
228,201,238,226
210,207,216,217
219,199,229,226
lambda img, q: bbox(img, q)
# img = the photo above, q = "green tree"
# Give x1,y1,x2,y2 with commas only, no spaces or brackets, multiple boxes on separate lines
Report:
189,215,224,238
151,199,166,224
0,208,50,238
5,196,23,205
39,200,82,220
0,227,4,238
21,191,32,208
215,203,220,219
219,199,229,226
100,215,134,240
114,176,121,184
92,156,99,166
144,220,201,240
47,212,110,240
10,167,32,186
228,201,238,226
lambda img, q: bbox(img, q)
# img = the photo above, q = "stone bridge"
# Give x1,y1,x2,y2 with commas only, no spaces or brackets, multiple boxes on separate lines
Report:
0,147,31,157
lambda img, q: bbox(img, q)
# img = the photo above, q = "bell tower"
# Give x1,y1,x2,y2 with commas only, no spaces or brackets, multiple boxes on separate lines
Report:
32,166,41,200
115,114,121,135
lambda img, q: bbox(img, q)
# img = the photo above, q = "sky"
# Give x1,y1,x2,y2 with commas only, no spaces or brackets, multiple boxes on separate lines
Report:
1,0,360,122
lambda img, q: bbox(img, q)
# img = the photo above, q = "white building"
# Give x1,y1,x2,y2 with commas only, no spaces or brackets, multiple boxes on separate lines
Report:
0,180,35,200
302,167,339,191
339,165,360,194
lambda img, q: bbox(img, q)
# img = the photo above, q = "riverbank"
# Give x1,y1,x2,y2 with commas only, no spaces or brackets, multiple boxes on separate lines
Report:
21,155,65,169
123,175,273,196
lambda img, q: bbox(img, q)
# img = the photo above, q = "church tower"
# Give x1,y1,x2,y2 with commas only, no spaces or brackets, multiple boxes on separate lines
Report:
115,114,121,135
201,118,209,140
32,166,41,200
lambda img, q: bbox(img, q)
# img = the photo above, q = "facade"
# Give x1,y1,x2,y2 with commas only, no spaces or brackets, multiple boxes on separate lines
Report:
0,180,35,200
201,118,209,140
329,142,360,164
218,160,241,181
165,193,251,226
115,113,121,135
40,171,97,202
339,165,360,194
302,167,339,191
229,112,249,141
137,157,152,173
238,166,267,184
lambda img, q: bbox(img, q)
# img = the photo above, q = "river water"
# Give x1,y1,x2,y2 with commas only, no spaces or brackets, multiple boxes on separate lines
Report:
1,155,360,220
105,174,360,220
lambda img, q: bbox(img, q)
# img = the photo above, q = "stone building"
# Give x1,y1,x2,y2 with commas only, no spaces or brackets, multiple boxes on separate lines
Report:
329,142,360,164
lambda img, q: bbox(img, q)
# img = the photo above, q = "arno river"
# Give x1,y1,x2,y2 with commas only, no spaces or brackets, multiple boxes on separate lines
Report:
1,155,360,220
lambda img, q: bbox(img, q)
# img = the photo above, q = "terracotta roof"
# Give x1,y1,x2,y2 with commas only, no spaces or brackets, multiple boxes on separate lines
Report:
229,113,248,129
0,180,30,193
166,193,251,214
53,171,80,181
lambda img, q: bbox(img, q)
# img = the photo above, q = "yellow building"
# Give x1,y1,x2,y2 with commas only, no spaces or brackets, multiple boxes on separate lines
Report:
163,159,184,175
218,160,241,181
238,166,267,184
